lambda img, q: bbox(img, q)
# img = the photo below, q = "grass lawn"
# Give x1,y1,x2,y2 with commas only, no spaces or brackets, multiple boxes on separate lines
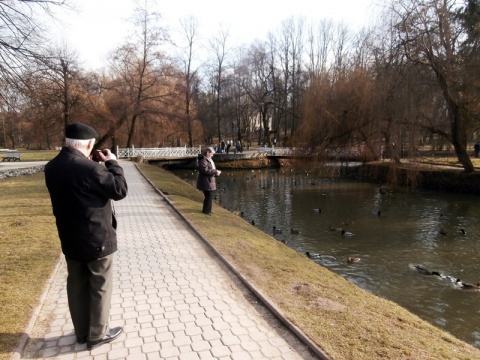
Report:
0,172,60,360
16,149,59,162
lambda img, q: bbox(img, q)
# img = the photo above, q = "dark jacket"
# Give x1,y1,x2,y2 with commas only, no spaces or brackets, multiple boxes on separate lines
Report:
196,154,218,191
45,147,128,261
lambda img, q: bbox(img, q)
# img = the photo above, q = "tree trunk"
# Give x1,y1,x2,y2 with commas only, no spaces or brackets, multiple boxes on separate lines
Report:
451,110,474,173
443,77,474,173
186,113,193,147
216,111,222,144
454,145,474,173
261,108,271,146
126,114,138,148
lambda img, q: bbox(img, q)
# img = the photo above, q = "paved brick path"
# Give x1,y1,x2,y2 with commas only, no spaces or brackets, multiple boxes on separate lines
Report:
16,161,315,360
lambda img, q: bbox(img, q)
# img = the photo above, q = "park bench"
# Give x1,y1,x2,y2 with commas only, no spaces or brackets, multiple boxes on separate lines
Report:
1,150,21,162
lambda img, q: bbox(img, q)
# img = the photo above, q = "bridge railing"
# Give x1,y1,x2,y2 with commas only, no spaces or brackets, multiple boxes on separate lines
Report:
117,146,202,158
117,146,364,159
257,147,297,155
257,147,366,159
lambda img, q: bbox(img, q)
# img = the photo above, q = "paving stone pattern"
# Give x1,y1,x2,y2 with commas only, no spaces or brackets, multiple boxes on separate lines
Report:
18,160,311,360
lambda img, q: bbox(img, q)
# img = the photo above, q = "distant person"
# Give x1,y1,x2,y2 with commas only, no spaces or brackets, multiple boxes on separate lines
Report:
44,122,128,350
196,147,221,215
236,140,243,153
474,142,480,157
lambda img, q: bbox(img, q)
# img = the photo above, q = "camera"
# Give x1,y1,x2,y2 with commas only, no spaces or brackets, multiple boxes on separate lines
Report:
92,149,103,162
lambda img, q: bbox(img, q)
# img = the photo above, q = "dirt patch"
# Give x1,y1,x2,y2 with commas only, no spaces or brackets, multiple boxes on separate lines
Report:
310,297,347,312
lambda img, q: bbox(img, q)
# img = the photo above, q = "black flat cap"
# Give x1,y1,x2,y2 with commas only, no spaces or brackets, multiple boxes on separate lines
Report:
65,122,98,140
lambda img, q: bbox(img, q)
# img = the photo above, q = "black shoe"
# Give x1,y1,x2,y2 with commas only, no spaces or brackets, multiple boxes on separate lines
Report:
77,336,87,344
87,327,123,350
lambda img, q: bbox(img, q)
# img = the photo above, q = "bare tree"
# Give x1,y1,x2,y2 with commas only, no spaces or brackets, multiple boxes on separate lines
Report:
208,26,230,143
38,46,82,131
331,23,352,83
298,21,388,161
276,17,305,145
176,16,200,147
230,60,257,147
305,19,334,81
0,87,23,148
243,41,275,146
393,0,480,172
11,44,89,149
0,0,71,147
0,1,69,90
108,0,169,148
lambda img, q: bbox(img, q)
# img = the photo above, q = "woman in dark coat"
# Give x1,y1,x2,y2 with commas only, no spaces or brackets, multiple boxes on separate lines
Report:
196,147,221,215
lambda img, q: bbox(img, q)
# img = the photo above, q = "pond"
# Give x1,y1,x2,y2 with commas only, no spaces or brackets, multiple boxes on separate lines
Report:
174,167,480,348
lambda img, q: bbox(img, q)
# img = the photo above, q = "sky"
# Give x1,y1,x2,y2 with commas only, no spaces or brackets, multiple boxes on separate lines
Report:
48,0,379,70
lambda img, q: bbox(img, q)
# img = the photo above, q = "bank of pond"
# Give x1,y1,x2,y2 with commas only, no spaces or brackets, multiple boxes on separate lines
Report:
160,154,480,195
173,166,480,348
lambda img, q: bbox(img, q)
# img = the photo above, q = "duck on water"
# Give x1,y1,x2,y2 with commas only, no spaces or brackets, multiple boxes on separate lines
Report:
414,265,480,290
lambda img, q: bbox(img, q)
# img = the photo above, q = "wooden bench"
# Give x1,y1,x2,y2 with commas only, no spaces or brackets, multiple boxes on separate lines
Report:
1,151,21,162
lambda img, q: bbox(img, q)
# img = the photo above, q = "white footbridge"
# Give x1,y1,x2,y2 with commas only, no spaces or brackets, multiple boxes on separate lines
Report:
117,146,202,159
116,146,296,159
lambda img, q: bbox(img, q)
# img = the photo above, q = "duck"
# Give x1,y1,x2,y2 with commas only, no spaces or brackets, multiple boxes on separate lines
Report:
372,210,381,216
341,230,354,237
305,251,322,259
273,226,283,234
458,281,480,289
414,265,441,276
459,228,467,235
439,214,449,221
329,226,343,232
313,208,322,213
251,220,255,226
441,275,460,283
439,228,448,235
290,228,300,234
347,257,361,264
342,220,355,226
232,209,241,216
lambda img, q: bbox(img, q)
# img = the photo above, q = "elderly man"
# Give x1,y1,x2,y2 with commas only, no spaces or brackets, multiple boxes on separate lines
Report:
45,122,128,350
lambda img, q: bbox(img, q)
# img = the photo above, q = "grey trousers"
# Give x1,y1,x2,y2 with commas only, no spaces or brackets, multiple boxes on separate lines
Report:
65,253,114,341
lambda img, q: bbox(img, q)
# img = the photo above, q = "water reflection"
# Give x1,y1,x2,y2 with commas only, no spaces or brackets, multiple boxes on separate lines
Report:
174,168,480,347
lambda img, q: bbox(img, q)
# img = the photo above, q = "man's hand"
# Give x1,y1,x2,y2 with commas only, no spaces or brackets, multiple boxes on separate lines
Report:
97,149,117,162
